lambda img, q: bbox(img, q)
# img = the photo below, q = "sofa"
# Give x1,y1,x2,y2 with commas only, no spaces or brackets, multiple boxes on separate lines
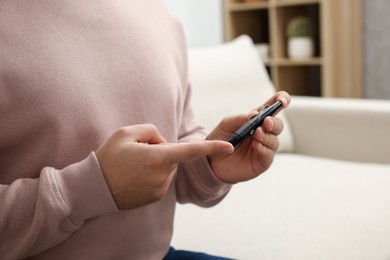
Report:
171,36,390,260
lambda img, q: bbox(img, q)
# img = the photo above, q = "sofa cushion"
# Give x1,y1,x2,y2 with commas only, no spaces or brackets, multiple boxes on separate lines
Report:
188,35,294,152
172,154,390,259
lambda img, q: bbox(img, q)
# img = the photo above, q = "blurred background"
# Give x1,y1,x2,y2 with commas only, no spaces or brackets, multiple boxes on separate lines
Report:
163,0,390,100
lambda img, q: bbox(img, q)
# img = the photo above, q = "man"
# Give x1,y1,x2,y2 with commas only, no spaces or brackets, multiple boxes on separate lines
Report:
0,0,290,259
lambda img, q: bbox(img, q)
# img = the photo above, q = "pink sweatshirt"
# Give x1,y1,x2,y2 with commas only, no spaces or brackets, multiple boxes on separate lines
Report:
0,1,231,259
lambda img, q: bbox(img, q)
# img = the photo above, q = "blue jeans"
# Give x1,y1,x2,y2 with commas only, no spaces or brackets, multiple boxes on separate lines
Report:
164,247,235,260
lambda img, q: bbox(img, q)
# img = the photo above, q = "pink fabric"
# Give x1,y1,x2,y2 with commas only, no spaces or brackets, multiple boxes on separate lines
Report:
0,1,231,259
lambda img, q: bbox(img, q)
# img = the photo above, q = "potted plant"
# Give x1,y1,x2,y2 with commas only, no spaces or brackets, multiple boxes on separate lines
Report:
286,16,314,59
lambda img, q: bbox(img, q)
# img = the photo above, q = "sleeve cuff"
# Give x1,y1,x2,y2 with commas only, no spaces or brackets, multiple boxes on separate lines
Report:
197,156,233,189
178,156,232,207
51,152,118,226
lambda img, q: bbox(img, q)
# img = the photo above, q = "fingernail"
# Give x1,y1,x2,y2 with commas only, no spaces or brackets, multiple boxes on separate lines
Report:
280,97,287,106
269,117,275,129
223,146,234,154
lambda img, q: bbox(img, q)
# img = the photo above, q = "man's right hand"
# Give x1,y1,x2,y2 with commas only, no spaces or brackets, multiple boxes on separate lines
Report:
95,124,233,210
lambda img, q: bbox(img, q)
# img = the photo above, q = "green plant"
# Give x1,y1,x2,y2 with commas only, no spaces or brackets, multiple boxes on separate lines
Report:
286,16,313,39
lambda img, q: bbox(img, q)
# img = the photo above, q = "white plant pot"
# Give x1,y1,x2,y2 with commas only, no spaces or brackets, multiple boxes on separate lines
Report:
287,37,314,59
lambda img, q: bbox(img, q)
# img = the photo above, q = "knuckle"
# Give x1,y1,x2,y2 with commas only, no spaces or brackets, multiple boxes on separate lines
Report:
255,128,266,142
273,139,280,151
113,127,130,139
263,134,279,151
151,188,165,202
274,118,284,134
264,146,275,159
151,182,170,202
149,170,175,202
144,123,158,134
147,153,168,168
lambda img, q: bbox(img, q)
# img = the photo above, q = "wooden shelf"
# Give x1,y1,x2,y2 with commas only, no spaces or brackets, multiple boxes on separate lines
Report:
272,57,322,66
228,2,269,12
224,0,363,98
273,0,320,7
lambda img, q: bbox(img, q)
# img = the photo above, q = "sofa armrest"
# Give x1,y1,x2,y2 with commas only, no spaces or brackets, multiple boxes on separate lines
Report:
285,96,390,164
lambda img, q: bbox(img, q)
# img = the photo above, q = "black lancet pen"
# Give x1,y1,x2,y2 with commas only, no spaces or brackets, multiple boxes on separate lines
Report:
228,100,283,148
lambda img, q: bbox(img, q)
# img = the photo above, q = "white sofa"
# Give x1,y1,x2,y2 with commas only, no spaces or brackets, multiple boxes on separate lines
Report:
171,36,390,260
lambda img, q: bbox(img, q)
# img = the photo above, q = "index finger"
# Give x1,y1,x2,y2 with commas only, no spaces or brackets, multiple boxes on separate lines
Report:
155,140,234,164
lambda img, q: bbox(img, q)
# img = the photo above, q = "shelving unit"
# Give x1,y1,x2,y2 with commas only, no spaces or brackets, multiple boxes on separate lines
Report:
224,0,363,98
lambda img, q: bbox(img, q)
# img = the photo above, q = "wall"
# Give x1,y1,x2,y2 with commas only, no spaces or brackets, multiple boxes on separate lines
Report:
364,0,390,99
162,0,224,48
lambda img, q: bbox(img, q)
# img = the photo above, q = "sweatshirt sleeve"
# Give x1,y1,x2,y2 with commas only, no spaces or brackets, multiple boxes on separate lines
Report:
176,156,232,207
175,82,232,207
0,152,118,259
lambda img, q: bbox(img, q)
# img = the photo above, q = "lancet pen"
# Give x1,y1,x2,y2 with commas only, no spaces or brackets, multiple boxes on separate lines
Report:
228,101,283,148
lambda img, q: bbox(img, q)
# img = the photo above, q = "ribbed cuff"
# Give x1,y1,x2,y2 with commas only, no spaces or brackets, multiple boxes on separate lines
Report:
52,152,118,226
197,156,233,189
180,156,232,207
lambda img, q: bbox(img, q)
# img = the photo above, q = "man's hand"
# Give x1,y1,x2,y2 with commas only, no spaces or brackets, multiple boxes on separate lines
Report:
95,124,233,210
207,91,291,183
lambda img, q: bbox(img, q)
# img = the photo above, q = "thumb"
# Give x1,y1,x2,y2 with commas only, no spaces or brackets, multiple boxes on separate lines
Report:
156,140,234,164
